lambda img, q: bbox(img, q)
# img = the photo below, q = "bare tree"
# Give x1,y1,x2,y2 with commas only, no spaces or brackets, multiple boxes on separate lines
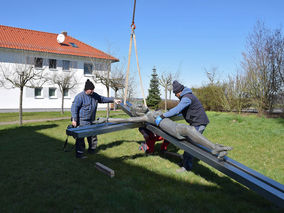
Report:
168,64,181,100
49,72,79,114
204,67,219,85
241,21,284,113
266,29,284,112
0,52,48,125
222,71,248,113
159,72,172,110
109,69,125,110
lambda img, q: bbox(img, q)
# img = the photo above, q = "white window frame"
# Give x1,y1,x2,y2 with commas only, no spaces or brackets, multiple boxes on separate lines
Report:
63,88,70,99
49,87,57,99
34,57,43,69
49,59,57,70
34,87,43,99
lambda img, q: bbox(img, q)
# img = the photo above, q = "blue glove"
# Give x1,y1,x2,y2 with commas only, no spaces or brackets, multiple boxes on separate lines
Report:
155,116,163,126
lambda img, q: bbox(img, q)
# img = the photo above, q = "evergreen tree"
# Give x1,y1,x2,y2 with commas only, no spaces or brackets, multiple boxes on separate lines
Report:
146,67,161,109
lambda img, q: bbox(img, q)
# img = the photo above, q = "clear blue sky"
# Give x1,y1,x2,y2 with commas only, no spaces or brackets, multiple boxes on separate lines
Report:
1,0,283,98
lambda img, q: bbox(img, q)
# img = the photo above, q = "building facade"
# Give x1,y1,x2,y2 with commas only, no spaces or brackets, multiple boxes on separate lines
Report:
0,25,118,112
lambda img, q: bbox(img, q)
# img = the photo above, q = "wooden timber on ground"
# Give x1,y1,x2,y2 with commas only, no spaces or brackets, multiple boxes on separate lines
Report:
95,162,115,178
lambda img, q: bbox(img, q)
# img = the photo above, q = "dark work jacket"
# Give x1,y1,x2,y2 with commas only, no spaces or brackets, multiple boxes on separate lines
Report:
163,87,209,126
71,91,114,126
181,92,209,126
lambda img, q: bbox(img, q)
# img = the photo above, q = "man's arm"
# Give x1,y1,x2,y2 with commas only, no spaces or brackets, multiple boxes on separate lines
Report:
97,93,121,104
163,97,191,118
155,97,191,126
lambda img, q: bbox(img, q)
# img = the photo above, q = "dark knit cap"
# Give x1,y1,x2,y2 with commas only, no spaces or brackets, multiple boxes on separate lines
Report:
172,80,184,94
84,79,95,91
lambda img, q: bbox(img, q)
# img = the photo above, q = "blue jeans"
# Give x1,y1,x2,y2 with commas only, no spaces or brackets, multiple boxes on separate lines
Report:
182,125,206,170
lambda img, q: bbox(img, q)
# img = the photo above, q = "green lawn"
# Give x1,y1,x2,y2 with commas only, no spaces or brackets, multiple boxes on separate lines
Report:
0,112,283,212
0,110,124,122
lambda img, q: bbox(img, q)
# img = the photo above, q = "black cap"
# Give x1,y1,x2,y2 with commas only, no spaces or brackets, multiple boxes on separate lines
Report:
84,79,95,91
172,80,184,94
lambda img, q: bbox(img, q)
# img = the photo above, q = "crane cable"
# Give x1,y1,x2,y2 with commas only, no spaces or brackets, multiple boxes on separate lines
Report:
124,0,147,107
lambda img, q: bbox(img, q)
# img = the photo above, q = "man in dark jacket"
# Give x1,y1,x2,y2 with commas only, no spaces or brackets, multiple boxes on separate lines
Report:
155,80,209,172
71,79,121,158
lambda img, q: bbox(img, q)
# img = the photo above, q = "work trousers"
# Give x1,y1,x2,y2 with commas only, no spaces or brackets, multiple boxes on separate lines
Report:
75,135,98,157
182,125,206,170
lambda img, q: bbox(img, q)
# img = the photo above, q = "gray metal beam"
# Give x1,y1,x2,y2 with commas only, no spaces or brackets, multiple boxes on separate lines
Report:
66,122,144,138
146,124,284,208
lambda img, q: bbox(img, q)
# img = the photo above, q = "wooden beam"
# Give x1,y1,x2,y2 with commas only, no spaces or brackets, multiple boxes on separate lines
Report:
95,162,115,178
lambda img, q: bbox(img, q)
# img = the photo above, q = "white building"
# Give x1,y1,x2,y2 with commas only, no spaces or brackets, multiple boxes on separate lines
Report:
0,25,118,112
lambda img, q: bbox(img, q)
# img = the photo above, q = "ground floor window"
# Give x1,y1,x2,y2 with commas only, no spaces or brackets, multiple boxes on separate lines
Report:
34,87,43,98
49,88,57,98
63,88,69,98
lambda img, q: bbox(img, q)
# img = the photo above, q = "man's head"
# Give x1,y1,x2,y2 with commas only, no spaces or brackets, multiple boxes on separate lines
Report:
172,80,184,98
84,79,95,95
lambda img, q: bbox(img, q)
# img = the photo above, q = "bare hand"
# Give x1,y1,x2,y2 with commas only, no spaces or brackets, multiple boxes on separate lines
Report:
72,121,77,127
114,99,121,104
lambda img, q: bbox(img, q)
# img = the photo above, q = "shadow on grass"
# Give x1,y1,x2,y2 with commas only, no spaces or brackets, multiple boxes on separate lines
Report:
96,140,140,151
0,124,280,213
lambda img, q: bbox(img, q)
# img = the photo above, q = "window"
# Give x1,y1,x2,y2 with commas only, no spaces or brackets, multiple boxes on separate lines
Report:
49,59,57,69
84,63,93,75
34,87,43,98
49,88,56,98
34,57,43,68
62,60,70,71
69,42,78,48
63,89,69,97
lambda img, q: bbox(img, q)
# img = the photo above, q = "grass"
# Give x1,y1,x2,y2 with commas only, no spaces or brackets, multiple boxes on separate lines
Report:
0,111,283,212
0,110,124,122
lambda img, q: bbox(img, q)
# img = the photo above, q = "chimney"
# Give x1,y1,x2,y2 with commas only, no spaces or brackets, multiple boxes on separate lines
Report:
61,31,67,36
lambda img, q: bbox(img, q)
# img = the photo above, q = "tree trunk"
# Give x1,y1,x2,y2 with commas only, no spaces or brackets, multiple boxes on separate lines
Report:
106,87,110,119
61,94,64,114
19,86,23,126
165,86,168,111
114,90,118,111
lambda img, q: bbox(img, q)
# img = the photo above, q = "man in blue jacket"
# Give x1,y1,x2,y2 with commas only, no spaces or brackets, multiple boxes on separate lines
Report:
71,79,121,159
155,80,209,172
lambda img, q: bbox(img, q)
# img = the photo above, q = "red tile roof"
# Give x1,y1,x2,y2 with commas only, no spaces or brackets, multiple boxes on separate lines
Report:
0,25,118,62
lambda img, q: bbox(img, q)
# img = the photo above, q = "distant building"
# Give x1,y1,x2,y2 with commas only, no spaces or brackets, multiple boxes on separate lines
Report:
0,25,118,112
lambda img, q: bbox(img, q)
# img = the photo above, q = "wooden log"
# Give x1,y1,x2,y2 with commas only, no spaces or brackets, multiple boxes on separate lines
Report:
95,162,115,178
